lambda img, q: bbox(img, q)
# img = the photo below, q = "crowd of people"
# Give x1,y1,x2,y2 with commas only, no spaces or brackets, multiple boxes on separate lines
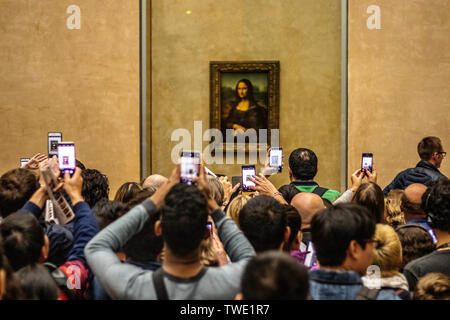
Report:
0,136,448,301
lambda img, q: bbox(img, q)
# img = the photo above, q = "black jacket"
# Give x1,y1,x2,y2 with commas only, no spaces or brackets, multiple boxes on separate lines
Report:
383,160,448,196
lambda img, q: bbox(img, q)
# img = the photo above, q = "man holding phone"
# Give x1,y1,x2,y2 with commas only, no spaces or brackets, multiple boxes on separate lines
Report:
85,158,256,300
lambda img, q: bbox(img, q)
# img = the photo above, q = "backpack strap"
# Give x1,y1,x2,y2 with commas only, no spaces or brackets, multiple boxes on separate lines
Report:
152,268,169,300
44,262,77,300
312,186,328,197
355,286,381,300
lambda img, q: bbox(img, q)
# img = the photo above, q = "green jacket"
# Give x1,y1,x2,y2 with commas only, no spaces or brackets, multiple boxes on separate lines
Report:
279,181,341,203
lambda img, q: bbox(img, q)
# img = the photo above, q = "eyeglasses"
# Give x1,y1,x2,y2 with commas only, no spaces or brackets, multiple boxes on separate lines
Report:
437,151,447,158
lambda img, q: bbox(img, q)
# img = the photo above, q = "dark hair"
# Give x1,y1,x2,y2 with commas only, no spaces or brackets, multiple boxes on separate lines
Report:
282,205,302,252
16,264,59,300
288,148,318,181
422,179,450,232
161,183,208,257
352,182,385,223
239,195,287,253
0,241,24,300
114,182,142,203
76,159,86,171
241,251,309,300
417,136,442,161
0,169,38,218
0,213,45,271
81,169,110,208
92,199,125,230
395,224,435,271
235,78,257,106
278,184,300,204
122,188,163,262
311,203,376,267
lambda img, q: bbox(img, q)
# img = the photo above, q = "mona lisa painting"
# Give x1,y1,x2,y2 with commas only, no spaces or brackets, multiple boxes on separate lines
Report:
210,61,280,150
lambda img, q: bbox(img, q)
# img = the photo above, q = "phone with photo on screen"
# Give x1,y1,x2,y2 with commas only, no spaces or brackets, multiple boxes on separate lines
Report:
241,165,256,192
180,150,201,185
269,147,283,173
48,132,62,158
20,158,30,168
361,153,373,175
58,142,76,176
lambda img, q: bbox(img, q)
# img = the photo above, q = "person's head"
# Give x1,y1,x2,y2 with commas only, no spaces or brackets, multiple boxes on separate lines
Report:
92,199,125,230
370,224,402,278
141,174,168,190
114,182,142,203
45,224,74,267
15,264,59,300
401,183,427,221
0,241,24,300
0,169,38,218
0,213,48,271
158,183,208,257
288,148,318,181
417,136,445,168
352,182,385,224
206,176,225,207
235,79,255,103
282,205,302,252
422,179,450,234
290,192,326,229
413,273,450,300
239,195,289,253
311,203,376,275
226,194,251,227
81,169,109,208
384,189,406,228
237,251,309,300
122,188,163,262
395,224,435,270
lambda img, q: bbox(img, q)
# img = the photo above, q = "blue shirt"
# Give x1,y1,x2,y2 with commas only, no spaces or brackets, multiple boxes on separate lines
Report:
309,269,400,300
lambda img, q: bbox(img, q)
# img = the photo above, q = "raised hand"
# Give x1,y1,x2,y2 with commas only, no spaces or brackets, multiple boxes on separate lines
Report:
63,167,84,206
351,169,364,192
23,153,47,170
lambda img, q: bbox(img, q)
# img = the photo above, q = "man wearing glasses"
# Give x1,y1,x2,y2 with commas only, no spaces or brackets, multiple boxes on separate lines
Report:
383,136,448,196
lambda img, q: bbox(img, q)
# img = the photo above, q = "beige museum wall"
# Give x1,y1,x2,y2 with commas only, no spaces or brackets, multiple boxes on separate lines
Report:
0,0,140,198
151,0,342,191
348,0,450,190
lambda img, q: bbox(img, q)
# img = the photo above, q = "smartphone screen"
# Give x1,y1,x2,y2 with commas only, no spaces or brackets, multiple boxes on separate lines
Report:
206,222,213,235
48,132,62,157
361,153,373,173
20,158,30,167
58,142,76,175
180,150,200,185
269,147,283,173
241,165,256,191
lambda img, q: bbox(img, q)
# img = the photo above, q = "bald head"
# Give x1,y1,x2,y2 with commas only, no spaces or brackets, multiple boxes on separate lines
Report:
402,183,427,220
142,174,168,190
290,193,326,228
404,183,427,203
